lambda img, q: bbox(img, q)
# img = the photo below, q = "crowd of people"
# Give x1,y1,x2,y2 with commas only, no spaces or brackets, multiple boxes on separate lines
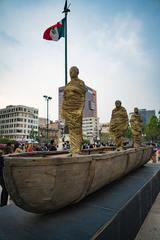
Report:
0,140,58,156
0,139,58,207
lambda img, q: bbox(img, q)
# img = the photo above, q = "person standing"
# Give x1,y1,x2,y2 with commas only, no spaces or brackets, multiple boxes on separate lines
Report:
130,107,143,148
14,143,23,153
0,150,8,207
48,140,57,151
26,144,33,152
110,100,129,150
3,142,13,155
61,66,86,156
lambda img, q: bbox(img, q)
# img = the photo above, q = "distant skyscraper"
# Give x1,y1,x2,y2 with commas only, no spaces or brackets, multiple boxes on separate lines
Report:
139,109,156,125
58,85,97,121
129,109,155,126
83,86,97,118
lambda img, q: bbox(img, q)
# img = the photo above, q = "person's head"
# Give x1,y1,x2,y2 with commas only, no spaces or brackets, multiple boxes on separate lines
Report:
115,100,121,108
50,139,55,145
70,66,79,79
134,107,139,114
7,142,12,146
14,142,20,149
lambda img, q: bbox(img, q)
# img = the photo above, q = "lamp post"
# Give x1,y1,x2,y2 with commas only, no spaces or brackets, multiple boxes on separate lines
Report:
43,95,52,143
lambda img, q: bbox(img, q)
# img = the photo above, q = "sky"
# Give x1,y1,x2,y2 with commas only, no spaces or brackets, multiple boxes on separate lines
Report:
0,0,160,122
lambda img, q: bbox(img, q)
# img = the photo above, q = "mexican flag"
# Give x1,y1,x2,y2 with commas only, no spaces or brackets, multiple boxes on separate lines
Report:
43,18,65,41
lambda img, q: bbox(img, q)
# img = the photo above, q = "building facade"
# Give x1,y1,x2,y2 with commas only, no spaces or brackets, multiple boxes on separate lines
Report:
99,123,110,134
58,85,99,142
38,119,60,144
39,117,47,128
129,109,156,126
83,86,97,118
139,109,156,125
0,105,38,141
82,117,99,143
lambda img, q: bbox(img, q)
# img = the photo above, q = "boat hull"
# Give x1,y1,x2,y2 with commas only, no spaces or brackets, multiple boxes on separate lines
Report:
4,147,152,213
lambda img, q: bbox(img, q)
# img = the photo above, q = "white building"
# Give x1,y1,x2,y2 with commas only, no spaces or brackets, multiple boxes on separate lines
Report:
99,123,110,134
0,105,38,141
82,117,99,143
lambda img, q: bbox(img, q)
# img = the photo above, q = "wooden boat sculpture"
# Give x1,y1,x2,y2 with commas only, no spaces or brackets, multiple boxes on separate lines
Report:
3,146,152,214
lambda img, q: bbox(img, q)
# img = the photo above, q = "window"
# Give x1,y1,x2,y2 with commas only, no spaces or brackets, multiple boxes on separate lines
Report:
17,129,23,133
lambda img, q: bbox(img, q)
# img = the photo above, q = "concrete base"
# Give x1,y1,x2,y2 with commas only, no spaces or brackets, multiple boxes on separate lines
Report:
0,163,160,240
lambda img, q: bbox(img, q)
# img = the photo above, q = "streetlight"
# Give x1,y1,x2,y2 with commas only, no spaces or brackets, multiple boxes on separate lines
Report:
43,95,52,143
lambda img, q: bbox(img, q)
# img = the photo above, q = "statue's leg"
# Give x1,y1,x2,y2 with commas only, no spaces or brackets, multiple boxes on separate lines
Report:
133,133,141,148
115,136,123,151
69,125,82,156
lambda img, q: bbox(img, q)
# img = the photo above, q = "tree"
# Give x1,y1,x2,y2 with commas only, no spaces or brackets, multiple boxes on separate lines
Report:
82,139,90,145
144,116,160,142
100,132,113,144
82,133,90,144
124,126,132,140
30,128,38,142
0,137,16,144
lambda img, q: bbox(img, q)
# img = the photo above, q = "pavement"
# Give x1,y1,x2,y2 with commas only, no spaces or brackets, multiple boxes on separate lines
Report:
135,192,160,240
135,161,160,239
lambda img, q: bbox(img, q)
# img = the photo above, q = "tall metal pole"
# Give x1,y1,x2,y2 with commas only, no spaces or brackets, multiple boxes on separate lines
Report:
65,12,67,85
46,98,49,142
63,0,70,85
61,1,70,139
43,95,52,143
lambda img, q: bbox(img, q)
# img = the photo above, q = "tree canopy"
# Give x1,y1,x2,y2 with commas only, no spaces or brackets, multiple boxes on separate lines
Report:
144,115,160,142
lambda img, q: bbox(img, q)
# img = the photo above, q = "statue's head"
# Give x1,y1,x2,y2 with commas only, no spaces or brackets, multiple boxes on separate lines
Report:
134,107,139,114
70,66,79,78
115,100,121,108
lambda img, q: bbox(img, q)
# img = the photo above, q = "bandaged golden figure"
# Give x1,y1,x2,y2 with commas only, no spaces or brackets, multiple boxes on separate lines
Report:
61,66,86,156
110,100,129,150
130,107,143,148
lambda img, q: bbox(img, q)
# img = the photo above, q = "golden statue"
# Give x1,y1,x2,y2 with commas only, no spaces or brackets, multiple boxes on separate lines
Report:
110,100,129,150
130,107,143,148
61,66,86,156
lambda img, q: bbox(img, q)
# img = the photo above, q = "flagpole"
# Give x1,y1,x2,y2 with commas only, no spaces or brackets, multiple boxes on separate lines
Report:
65,13,67,85
63,0,70,86
62,1,70,138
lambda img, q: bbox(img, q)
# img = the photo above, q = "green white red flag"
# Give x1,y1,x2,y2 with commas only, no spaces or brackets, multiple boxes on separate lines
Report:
43,18,65,41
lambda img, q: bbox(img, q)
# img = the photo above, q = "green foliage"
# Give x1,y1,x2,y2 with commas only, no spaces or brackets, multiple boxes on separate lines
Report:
82,138,90,144
30,129,38,141
82,132,90,144
144,116,160,142
100,132,112,144
125,127,133,139
0,137,17,144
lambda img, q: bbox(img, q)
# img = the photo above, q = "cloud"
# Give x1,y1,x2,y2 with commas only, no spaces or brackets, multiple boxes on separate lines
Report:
0,30,21,46
68,13,157,121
